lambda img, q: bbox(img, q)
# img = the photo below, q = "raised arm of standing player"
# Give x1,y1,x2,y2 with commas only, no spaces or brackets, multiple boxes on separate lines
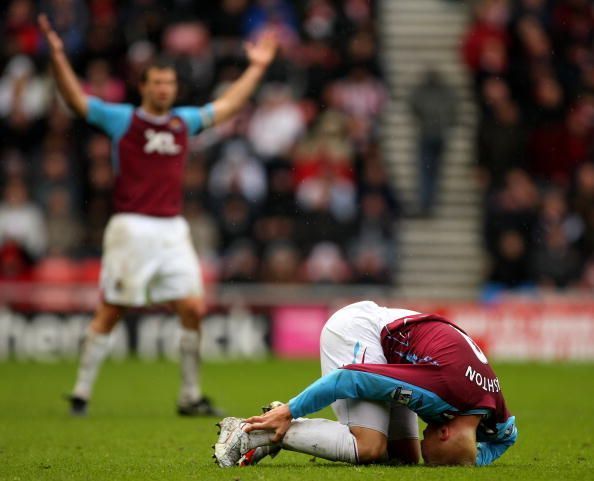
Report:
38,14,88,118
211,30,278,125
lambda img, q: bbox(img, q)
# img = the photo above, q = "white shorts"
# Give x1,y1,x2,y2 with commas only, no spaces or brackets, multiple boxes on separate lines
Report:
320,301,419,439
100,213,203,306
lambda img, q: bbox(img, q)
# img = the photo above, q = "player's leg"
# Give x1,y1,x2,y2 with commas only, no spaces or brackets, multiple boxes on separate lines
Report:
170,295,222,415
68,213,154,414
152,217,222,416
319,303,391,462
216,416,361,467
387,404,421,464
68,301,125,414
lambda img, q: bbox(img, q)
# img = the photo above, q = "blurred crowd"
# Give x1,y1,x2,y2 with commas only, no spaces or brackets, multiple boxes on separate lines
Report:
0,0,400,286
462,0,594,295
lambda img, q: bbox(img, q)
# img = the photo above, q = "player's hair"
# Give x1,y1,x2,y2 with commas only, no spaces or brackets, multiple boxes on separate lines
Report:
140,58,177,83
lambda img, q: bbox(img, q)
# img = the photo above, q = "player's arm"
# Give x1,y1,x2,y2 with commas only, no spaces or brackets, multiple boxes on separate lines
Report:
475,416,518,466
38,14,88,118
210,30,278,125
243,369,404,442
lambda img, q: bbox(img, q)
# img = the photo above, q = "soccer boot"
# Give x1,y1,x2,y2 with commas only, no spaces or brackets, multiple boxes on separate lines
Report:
213,417,247,467
237,445,281,466
237,400,285,466
177,396,225,417
65,394,88,416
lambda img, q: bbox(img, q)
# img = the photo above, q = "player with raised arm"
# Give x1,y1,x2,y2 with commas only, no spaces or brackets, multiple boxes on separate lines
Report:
214,301,518,467
38,13,278,416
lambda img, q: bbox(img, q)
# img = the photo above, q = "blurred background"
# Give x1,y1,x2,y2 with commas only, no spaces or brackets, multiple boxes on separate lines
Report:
0,0,593,362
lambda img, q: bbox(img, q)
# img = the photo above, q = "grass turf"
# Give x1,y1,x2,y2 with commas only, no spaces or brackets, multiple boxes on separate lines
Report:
0,359,593,480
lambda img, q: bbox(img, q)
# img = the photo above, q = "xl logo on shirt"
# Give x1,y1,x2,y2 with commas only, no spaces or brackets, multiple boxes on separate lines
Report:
144,129,181,155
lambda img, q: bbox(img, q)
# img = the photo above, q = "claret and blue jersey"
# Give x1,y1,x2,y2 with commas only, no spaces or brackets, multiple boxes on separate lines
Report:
86,96,215,217
287,316,518,466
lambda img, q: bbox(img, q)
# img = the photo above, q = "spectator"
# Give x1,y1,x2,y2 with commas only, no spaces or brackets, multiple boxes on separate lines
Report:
242,0,300,52
260,241,301,283
209,139,267,205
82,59,126,103
408,70,458,215
221,240,259,283
303,241,351,284
326,65,388,147
184,198,219,259
3,0,41,57
45,187,82,256
247,83,305,160
478,99,526,189
532,224,582,289
162,21,215,104
487,229,532,289
0,179,47,260
0,55,51,150
40,0,88,58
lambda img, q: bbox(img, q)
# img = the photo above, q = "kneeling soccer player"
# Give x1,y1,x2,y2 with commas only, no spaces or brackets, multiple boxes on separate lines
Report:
214,301,518,467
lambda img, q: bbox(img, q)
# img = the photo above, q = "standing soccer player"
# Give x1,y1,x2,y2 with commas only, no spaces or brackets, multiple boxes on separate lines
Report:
38,14,278,416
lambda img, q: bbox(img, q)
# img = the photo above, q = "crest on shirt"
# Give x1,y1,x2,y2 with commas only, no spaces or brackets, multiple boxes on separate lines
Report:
169,117,183,132
392,387,413,406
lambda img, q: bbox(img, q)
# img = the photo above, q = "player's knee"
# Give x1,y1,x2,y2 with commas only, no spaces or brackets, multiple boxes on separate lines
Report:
355,437,387,463
176,298,205,328
90,303,123,333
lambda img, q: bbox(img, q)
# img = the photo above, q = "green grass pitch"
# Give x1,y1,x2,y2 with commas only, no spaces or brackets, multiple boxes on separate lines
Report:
1,359,593,480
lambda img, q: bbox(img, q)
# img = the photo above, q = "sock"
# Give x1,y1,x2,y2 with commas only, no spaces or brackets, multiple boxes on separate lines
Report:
241,427,277,450
244,418,359,464
72,330,111,400
178,328,202,404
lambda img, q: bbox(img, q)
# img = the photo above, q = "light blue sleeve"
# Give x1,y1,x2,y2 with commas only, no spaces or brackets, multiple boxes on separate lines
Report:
476,416,518,466
173,103,216,135
287,369,455,421
86,96,134,139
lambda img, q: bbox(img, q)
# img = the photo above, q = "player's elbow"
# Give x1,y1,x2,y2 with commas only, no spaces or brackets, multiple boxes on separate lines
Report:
66,96,88,119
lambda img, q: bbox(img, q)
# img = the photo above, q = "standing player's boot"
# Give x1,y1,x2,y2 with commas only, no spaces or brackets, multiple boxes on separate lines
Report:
65,394,88,416
177,396,225,417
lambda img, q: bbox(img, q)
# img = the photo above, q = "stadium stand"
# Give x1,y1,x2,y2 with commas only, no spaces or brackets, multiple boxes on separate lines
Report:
462,0,594,298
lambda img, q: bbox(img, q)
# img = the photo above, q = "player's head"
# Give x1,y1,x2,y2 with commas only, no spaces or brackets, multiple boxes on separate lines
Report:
421,420,477,466
139,59,178,113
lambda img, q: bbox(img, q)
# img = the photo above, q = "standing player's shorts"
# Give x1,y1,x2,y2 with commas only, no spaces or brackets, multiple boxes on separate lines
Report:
100,213,203,306
320,301,419,440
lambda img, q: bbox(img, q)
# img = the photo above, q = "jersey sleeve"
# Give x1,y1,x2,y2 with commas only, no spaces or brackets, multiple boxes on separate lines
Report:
476,416,518,466
86,96,134,139
173,103,216,135
287,368,454,421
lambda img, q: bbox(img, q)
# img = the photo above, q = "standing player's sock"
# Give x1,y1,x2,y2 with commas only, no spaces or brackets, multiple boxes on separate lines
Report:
243,418,359,464
179,327,202,404
72,330,111,399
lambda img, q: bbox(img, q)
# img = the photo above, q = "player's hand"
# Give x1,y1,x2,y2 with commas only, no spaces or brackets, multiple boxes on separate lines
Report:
38,14,64,54
245,30,278,68
243,404,292,442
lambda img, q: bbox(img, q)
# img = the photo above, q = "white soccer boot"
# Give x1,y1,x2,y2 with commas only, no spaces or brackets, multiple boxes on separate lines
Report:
237,445,281,466
237,400,284,466
213,417,248,468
